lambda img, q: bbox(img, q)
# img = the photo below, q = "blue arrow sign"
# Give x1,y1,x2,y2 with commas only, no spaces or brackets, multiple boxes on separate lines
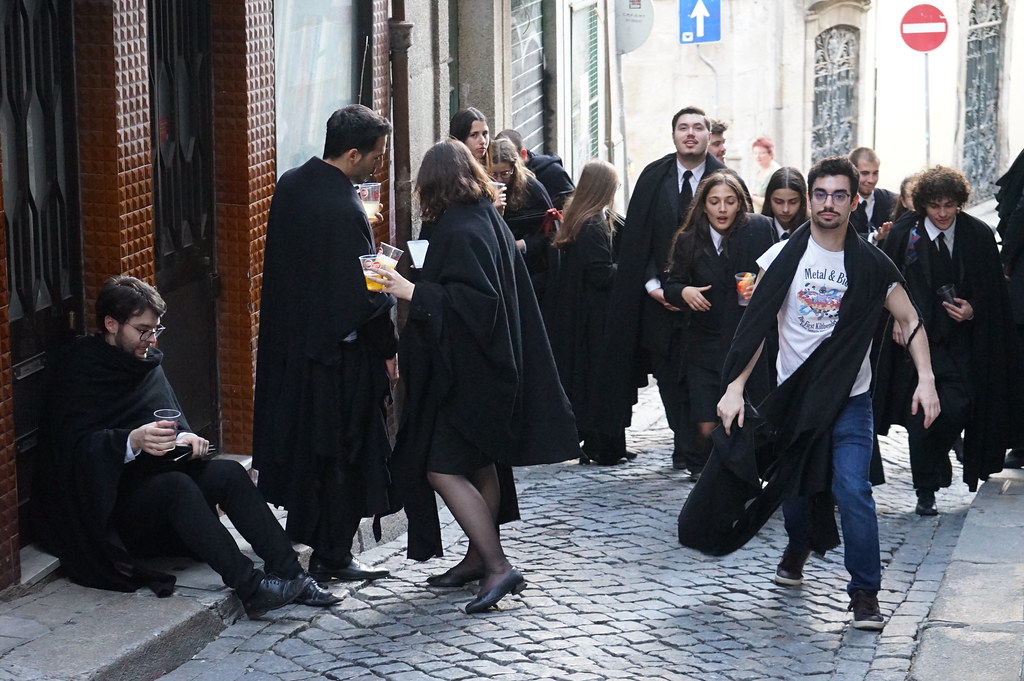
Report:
679,0,721,44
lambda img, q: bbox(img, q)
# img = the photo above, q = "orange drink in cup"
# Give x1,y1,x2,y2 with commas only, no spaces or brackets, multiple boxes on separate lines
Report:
735,272,757,306
360,255,385,291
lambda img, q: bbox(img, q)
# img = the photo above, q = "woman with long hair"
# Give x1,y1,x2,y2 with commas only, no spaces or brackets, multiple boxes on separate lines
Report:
449,107,491,166
545,160,628,465
489,138,555,293
372,140,578,614
760,167,809,241
662,170,775,478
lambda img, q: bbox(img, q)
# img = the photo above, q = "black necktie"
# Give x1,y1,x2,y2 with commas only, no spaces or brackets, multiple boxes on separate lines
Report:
678,170,693,221
936,232,952,264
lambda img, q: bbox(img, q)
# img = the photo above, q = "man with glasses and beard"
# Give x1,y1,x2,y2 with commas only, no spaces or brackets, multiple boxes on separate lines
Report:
33,276,339,618
679,157,940,631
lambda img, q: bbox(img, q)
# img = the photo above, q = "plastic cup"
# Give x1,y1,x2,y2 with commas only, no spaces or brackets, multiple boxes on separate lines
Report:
153,409,181,428
735,272,757,306
936,284,957,306
360,254,385,291
375,243,403,272
407,240,429,268
357,182,382,220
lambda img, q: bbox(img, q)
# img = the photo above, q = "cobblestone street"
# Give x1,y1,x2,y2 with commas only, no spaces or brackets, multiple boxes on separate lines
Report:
160,386,976,681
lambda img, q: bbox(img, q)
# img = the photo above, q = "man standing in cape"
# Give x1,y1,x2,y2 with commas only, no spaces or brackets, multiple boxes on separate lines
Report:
678,157,940,631
596,105,733,475
874,166,1024,513
33,276,339,618
253,105,397,583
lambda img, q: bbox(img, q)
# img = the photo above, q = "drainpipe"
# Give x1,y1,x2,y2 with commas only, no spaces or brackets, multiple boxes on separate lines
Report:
389,4,413,329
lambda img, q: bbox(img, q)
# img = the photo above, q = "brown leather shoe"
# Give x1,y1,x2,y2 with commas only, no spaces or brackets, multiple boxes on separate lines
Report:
774,545,811,586
849,590,885,630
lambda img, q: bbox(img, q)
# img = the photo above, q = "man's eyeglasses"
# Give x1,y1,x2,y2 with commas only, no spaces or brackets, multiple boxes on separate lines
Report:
128,323,166,342
810,189,852,204
491,169,514,181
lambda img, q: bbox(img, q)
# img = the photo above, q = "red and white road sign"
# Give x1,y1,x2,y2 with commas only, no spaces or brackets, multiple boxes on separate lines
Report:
901,4,948,52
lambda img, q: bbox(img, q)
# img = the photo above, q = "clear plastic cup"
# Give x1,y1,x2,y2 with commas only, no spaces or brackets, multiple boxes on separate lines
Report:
735,272,757,306
360,254,385,291
358,182,382,220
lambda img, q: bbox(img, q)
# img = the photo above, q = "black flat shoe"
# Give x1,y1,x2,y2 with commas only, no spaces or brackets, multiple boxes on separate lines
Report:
426,569,485,587
309,556,390,582
295,575,342,607
465,568,526,614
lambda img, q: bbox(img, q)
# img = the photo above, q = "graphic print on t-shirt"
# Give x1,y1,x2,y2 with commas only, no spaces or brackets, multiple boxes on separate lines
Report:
796,265,847,333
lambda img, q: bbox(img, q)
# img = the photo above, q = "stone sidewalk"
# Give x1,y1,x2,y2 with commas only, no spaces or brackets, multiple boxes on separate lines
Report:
2,384,1022,680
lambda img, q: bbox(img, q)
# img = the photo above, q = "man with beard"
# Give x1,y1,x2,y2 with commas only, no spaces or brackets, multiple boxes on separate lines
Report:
679,157,940,631
254,105,397,583
33,276,339,617
848,147,896,242
596,105,735,475
874,166,1024,514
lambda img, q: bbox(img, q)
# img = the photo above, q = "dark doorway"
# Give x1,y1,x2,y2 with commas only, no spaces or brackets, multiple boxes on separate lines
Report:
0,0,86,545
148,0,219,442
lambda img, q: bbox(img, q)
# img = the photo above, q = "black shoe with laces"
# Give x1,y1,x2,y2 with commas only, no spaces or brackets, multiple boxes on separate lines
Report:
774,545,811,586
242,574,306,619
849,590,885,630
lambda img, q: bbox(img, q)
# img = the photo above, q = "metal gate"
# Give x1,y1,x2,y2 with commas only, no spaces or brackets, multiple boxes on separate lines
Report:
511,0,546,152
811,26,859,163
0,0,85,543
148,0,220,441
962,0,1003,204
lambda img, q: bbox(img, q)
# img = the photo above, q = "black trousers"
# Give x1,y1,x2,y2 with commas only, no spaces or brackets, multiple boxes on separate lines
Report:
650,345,698,468
295,466,364,567
906,348,970,491
115,459,301,598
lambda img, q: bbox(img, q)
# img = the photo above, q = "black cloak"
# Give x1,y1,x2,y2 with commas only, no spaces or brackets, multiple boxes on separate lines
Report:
253,157,398,544
542,213,621,437
996,147,1024,325
874,213,1024,490
502,175,555,293
32,336,184,595
677,224,902,556
392,198,579,561
526,151,575,209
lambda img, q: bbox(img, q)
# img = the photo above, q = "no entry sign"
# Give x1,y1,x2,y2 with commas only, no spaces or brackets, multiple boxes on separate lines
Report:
901,4,948,52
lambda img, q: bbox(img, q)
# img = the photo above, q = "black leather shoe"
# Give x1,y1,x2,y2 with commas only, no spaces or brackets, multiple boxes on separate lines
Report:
915,489,938,516
243,574,306,619
687,467,703,482
426,568,485,588
295,575,342,607
774,545,811,586
671,456,688,471
309,556,390,582
465,568,526,614
1005,449,1024,469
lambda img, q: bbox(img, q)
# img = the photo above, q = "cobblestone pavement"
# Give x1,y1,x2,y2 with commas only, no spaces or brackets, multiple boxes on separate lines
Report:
161,387,975,681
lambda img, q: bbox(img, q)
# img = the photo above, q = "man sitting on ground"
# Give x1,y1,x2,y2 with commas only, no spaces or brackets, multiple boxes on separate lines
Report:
32,276,339,618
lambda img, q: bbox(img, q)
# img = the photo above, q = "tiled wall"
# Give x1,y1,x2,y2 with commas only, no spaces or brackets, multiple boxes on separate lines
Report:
0,128,17,587
75,0,156,298
212,0,275,454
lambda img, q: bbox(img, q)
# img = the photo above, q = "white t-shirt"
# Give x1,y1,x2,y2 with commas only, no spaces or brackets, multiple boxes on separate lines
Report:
756,236,895,396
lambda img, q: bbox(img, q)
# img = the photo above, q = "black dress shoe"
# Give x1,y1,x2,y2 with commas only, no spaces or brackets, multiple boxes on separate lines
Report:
309,556,390,582
774,545,811,586
465,568,526,614
243,574,306,619
426,568,485,587
915,490,938,516
1005,449,1024,469
295,575,342,607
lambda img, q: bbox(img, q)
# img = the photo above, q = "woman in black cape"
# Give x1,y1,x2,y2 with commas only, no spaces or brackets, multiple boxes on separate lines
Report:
661,170,775,478
372,140,578,614
544,159,627,464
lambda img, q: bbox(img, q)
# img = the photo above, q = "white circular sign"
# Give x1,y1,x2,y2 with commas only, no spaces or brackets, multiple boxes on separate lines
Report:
616,0,655,54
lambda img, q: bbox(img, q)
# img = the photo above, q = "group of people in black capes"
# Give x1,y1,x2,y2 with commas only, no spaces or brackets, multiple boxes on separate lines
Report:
32,101,1024,629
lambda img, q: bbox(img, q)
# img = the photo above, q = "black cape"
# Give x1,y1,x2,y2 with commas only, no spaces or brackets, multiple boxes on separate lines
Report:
253,157,398,544
32,336,184,595
874,213,1024,489
392,198,579,560
542,213,621,436
526,151,575,209
996,147,1024,325
502,176,555,293
678,224,902,555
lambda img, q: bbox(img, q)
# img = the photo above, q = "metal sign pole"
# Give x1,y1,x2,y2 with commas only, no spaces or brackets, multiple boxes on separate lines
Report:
925,51,931,167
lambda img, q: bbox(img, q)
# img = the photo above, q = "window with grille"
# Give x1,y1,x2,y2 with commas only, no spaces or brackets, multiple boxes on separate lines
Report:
570,1,602,174
811,26,859,163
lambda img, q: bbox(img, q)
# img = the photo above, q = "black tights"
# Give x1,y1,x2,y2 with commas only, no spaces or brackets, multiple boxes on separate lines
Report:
115,460,301,598
426,464,511,591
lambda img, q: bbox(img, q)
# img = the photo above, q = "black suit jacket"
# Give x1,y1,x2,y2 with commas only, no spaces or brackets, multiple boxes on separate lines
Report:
850,188,896,237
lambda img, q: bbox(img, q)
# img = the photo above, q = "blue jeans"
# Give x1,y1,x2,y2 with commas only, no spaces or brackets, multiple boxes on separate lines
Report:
782,392,881,595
